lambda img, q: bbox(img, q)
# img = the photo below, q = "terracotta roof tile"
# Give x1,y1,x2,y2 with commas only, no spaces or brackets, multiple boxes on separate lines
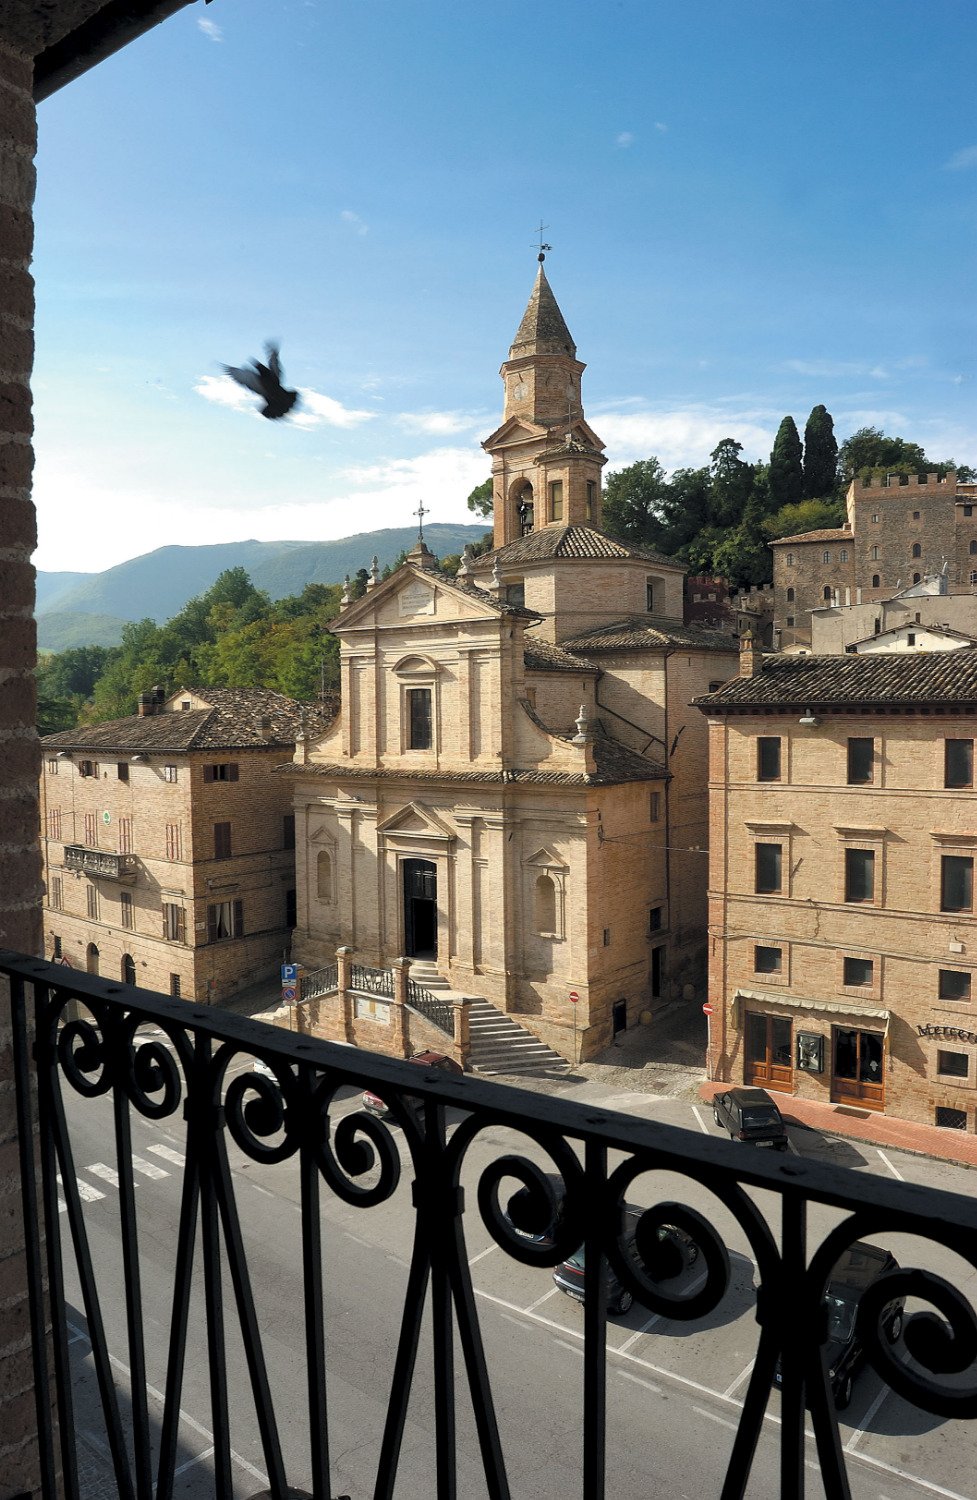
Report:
768,528,853,546
41,687,337,752
563,616,739,654
695,652,977,711
524,639,598,673
478,525,680,570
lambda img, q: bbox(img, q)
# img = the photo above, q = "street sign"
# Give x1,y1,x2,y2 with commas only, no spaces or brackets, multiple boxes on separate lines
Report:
281,985,297,1003
569,990,580,1004
702,1003,714,1015
281,963,298,983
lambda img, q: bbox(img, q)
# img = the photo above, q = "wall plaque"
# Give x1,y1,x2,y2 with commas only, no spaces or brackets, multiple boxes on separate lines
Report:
399,582,435,616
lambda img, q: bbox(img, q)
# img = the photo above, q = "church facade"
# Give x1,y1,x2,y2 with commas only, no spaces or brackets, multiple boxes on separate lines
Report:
286,266,738,1061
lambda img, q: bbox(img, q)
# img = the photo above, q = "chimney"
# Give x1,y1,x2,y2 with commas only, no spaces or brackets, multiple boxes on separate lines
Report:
138,691,156,717
739,629,763,678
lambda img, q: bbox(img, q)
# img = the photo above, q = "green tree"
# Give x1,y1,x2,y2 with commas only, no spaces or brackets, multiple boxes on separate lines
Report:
708,439,754,528
602,458,669,546
762,497,847,540
768,416,804,509
466,478,494,518
803,405,838,499
836,427,929,484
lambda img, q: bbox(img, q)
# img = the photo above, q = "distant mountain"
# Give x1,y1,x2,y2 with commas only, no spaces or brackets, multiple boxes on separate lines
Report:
35,525,490,650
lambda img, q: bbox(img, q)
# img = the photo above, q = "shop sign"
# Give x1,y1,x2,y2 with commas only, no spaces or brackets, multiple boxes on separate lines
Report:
917,1023,977,1045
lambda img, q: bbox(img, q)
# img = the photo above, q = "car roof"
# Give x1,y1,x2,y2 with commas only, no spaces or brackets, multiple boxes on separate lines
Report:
829,1241,894,1293
410,1050,457,1067
727,1087,780,1106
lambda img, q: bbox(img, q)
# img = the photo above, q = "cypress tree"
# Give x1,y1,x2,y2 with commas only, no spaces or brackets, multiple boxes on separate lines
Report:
803,404,838,499
768,415,804,509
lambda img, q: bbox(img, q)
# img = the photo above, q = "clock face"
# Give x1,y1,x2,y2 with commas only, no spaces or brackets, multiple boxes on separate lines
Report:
512,380,527,400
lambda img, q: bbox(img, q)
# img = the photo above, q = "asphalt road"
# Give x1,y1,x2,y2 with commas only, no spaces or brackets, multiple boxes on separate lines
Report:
56,1061,977,1500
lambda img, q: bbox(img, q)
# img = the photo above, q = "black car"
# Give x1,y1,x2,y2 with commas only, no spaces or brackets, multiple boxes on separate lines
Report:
552,1208,699,1316
774,1241,903,1410
713,1086,789,1150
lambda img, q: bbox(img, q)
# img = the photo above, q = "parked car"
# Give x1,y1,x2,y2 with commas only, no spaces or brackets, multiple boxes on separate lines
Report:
361,1050,463,1118
713,1086,789,1150
552,1207,699,1316
774,1241,903,1409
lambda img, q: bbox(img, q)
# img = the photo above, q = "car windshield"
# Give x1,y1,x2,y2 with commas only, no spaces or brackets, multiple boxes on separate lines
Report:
825,1294,856,1342
742,1107,780,1126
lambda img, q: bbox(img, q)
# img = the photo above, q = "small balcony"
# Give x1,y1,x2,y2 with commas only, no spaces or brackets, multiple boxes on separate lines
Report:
3,950,977,1499
62,845,136,881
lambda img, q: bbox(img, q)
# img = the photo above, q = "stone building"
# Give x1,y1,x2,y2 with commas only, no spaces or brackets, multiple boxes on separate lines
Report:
809,575,977,655
286,266,739,1062
39,686,329,1004
771,471,977,646
698,643,977,1132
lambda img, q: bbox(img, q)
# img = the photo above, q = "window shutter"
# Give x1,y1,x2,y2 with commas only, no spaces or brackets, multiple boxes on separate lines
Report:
233,899,244,937
177,908,186,944
207,906,217,943
228,763,239,782
203,764,214,783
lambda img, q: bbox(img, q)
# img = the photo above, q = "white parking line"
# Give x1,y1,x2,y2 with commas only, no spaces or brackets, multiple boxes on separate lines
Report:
130,1153,168,1181
553,1339,584,1357
87,1162,120,1187
524,1285,559,1313
468,1244,498,1266
722,1359,754,1399
845,1381,890,1453
877,1150,904,1181
617,1312,661,1350
617,1369,662,1395
691,1105,710,1135
57,1172,104,1203
147,1144,185,1166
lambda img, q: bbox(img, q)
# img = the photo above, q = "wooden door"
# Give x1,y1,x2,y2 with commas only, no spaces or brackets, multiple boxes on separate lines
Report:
744,1013,793,1093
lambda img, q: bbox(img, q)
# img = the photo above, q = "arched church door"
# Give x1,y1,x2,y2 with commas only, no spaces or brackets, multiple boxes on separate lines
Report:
403,859,437,959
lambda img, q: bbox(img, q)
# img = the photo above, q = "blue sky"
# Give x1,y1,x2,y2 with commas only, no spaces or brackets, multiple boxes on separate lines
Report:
32,0,977,572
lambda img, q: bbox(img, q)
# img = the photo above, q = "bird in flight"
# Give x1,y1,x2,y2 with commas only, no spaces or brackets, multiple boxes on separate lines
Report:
223,342,300,419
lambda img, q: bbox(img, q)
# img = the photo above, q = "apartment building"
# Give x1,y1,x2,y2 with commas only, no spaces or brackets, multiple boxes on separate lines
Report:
698,640,977,1132
40,685,331,1004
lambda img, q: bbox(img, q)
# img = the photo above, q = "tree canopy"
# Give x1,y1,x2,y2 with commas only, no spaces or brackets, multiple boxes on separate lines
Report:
466,478,494,518
802,405,838,499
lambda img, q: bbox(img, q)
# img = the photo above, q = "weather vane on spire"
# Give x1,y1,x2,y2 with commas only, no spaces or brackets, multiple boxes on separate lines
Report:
414,499,427,541
533,220,552,264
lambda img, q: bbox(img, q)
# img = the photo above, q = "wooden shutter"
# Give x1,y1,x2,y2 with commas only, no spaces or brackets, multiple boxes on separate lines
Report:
228,763,239,782
208,905,218,943
203,764,215,783
233,899,244,937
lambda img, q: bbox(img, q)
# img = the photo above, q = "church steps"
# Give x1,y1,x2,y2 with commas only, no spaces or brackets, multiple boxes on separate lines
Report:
466,996,570,1077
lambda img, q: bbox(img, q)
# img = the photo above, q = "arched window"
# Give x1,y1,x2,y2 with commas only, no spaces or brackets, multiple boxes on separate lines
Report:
786,588,794,603
912,572,921,585
86,943,99,976
534,873,556,933
822,586,832,601
969,541,976,556
122,954,136,986
872,574,880,588
516,482,534,536
317,850,333,903
912,543,921,558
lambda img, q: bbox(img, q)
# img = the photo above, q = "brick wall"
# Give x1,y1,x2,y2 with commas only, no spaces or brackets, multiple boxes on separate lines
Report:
0,35,43,1498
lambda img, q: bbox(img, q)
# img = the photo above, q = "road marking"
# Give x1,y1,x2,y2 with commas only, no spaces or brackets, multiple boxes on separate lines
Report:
617,1312,661,1349
87,1162,119,1187
723,1359,754,1399
877,1150,904,1181
251,1184,273,1198
468,1244,498,1266
344,1232,372,1249
617,1369,662,1395
691,1105,710,1135
174,1444,215,1478
130,1153,168,1180
553,1338,584,1357
58,1197,66,1215
842,1453,974,1500
524,1286,559,1313
148,1144,185,1166
57,1172,104,1203
845,1381,890,1452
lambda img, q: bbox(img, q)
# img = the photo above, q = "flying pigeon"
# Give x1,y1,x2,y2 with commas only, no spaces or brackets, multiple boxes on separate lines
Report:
222,342,300,419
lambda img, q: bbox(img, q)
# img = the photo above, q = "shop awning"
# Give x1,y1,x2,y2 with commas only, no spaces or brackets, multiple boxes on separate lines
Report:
733,988,889,1025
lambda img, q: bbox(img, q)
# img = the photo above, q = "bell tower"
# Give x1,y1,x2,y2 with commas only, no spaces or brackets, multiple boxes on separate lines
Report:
483,256,606,548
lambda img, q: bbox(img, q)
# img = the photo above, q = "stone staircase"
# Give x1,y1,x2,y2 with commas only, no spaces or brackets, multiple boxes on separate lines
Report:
408,964,570,1077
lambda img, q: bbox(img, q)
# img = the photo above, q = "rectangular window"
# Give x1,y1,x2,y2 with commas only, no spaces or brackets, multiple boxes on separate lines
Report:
845,848,875,903
283,814,296,850
939,969,971,1001
118,817,132,854
870,545,879,561
847,738,874,785
208,899,244,942
84,813,97,847
938,1051,969,1079
504,581,526,608
163,765,178,783
117,762,129,782
586,480,596,520
755,843,782,894
840,549,848,562
165,823,182,861
163,903,186,943
945,739,974,789
754,945,782,973
966,505,974,518
649,791,661,822
47,758,58,775
86,885,99,920
648,906,663,933
843,956,874,986
549,479,564,521
756,737,781,781
942,855,974,913
646,581,655,612
786,553,794,566
786,617,795,627
407,688,432,750
79,760,97,778
214,821,232,860
50,876,63,911
603,927,611,946
170,973,182,998
120,891,133,930
46,808,62,841
822,550,830,564
203,762,239,782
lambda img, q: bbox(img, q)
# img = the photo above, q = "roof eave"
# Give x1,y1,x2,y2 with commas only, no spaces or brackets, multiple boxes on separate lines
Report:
34,0,200,102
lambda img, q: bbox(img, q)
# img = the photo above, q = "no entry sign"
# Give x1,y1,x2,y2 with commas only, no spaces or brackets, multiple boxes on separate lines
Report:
569,990,580,1004
702,1003,714,1015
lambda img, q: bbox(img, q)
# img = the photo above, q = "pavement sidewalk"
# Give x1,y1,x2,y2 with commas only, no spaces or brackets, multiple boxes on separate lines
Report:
699,1079,977,1170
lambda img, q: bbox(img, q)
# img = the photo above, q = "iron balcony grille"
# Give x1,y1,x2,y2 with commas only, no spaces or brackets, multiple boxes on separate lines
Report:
62,846,136,882
348,962,395,998
4,949,977,1500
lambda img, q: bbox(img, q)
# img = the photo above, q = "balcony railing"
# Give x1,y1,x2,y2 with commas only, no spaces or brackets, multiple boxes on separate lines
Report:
4,949,977,1500
62,845,136,881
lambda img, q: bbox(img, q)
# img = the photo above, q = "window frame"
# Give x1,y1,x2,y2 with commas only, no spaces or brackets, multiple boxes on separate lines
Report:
214,821,232,860
203,762,239,783
208,898,244,943
941,854,974,914
844,846,876,904
846,737,874,786
756,737,781,782
754,842,783,895
937,1050,969,1079
162,902,186,943
754,944,782,974
842,955,874,987
407,685,433,751
120,890,133,930
938,968,972,1002
945,739,974,790
548,478,564,522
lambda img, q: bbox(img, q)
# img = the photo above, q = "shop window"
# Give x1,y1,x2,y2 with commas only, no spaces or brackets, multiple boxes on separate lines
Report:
755,843,782,894
936,1106,967,1129
844,848,875,903
939,969,971,1001
847,737,874,785
843,956,873,986
937,1051,969,1079
942,855,974,913
945,739,974,789
534,874,557,933
754,945,782,974
757,737,781,781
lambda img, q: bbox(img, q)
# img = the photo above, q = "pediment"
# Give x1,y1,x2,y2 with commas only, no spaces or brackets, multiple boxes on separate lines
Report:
525,844,568,871
377,801,456,845
482,415,548,450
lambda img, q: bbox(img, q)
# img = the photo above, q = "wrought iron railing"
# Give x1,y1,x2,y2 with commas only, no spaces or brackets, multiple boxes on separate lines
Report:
62,845,136,881
4,949,977,1500
405,978,454,1036
348,962,394,998
300,962,338,1001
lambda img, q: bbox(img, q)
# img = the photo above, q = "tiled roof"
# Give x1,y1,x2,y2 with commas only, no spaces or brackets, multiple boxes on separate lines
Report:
280,736,665,788
509,265,576,358
478,525,680,569
695,653,977,711
438,573,539,617
768,528,853,546
41,687,337,752
524,638,598,673
562,616,740,655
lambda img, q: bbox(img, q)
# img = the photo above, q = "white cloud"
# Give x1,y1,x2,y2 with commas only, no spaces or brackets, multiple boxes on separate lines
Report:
945,144,977,171
197,17,223,42
193,373,374,428
396,409,486,436
616,132,635,148
595,405,775,471
654,121,668,133
340,209,369,236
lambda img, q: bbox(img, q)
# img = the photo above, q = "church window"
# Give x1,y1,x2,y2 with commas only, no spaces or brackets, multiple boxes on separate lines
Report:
586,480,596,520
407,688,432,750
317,850,333,903
549,480,564,522
646,580,655,612
534,874,557,934
786,588,794,602
516,483,534,536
